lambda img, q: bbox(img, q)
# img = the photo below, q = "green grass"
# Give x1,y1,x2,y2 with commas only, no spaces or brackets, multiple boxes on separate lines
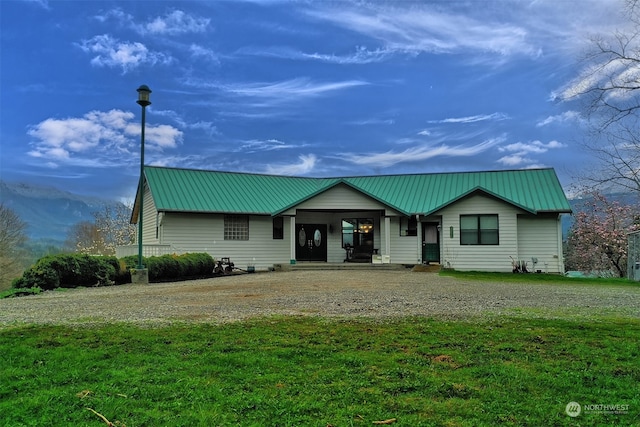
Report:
0,287,43,299
1,317,638,426
439,269,640,286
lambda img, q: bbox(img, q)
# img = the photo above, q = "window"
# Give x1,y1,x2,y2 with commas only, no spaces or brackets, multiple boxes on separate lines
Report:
460,214,499,245
342,218,374,249
273,217,284,239
400,216,417,236
224,215,249,240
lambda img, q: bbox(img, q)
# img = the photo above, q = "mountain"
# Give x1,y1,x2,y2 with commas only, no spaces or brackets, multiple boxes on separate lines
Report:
0,180,125,242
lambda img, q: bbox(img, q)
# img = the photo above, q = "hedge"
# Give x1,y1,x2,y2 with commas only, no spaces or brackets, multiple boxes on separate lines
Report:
12,252,216,290
12,254,116,291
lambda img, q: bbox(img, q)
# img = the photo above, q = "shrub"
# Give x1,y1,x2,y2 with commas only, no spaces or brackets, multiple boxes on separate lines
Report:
103,256,131,285
121,253,214,283
13,253,216,291
16,264,59,290
14,254,116,290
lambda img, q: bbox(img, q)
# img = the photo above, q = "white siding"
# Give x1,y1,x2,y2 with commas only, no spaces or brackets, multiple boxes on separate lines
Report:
282,184,400,215
438,194,525,272
517,214,564,273
388,217,420,264
141,182,159,244
158,213,291,271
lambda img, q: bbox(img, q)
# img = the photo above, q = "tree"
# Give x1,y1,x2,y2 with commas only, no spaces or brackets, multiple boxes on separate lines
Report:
0,203,29,289
65,202,135,255
565,192,640,277
562,0,640,195
65,221,106,255
93,202,136,254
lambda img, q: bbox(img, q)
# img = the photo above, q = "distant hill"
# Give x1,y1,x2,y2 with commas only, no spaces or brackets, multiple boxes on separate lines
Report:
0,180,126,243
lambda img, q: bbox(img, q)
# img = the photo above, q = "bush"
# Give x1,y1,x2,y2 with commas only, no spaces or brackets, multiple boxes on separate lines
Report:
144,253,214,282
122,253,214,283
14,254,116,291
103,256,130,285
12,252,215,291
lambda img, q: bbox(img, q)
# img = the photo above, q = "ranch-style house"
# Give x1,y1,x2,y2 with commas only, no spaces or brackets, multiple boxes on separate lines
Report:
122,166,572,273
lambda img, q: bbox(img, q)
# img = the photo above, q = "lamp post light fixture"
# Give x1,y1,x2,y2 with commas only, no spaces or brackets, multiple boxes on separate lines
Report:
134,85,151,283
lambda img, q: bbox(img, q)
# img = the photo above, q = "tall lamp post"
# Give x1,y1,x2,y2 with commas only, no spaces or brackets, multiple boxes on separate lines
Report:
135,85,151,283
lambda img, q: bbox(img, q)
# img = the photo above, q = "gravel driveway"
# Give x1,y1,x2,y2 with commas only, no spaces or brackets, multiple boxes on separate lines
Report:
1,270,638,326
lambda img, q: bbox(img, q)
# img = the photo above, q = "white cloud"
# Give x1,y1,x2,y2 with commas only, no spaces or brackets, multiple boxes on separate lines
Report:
27,109,182,167
305,4,539,60
190,44,220,63
301,45,398,64
144,10,210,35
349,118,395,126
77,34,172,73
551,5,640,104
95,8,210,35
265,154,317,175
345,137,503,168
144,125,183,149
496,139,566,167
497,153,531,166
153,109,219,135
94,8,133,25
536,111,583,127
242,45,398,64
429,112,510,124
236,138,292,153
226,78,369,99
499,140,567,154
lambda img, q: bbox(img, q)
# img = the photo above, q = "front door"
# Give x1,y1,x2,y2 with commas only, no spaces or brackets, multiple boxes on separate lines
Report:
295,224,327,262
422,222,440,263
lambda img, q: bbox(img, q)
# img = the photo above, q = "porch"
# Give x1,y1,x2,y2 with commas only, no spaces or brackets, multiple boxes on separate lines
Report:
288,262,408,271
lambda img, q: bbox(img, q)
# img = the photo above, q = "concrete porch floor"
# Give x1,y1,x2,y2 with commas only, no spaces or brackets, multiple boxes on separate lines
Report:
288,262,441,272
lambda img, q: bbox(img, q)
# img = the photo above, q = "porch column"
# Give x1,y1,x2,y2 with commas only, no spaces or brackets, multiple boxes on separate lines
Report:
384,216,391,262
416,216,423,264
290,215,296,264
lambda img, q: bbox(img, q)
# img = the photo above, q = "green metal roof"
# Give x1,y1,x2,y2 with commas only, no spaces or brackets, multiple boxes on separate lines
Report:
137,166,572,218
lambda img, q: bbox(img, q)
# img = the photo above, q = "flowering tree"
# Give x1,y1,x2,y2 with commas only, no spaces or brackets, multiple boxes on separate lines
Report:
65,202,135,255
565,192,640,277
93,203,136,254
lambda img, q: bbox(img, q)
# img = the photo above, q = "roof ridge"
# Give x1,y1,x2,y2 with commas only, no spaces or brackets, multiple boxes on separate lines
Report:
146,165,555,180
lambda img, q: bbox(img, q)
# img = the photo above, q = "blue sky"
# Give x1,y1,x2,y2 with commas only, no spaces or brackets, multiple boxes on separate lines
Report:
0,0,627,201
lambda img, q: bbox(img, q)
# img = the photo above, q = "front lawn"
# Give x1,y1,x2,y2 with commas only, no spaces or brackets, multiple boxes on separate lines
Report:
440,269,639,286
1,316,638,426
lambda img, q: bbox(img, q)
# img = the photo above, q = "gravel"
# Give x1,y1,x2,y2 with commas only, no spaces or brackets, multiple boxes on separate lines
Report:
1,270,638,326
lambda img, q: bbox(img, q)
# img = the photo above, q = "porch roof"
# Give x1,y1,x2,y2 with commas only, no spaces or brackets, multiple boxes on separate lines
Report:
134,166,572,220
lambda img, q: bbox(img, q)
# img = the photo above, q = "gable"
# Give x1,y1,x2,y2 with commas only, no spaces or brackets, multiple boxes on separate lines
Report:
436,192,528,216
279,182,403,215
